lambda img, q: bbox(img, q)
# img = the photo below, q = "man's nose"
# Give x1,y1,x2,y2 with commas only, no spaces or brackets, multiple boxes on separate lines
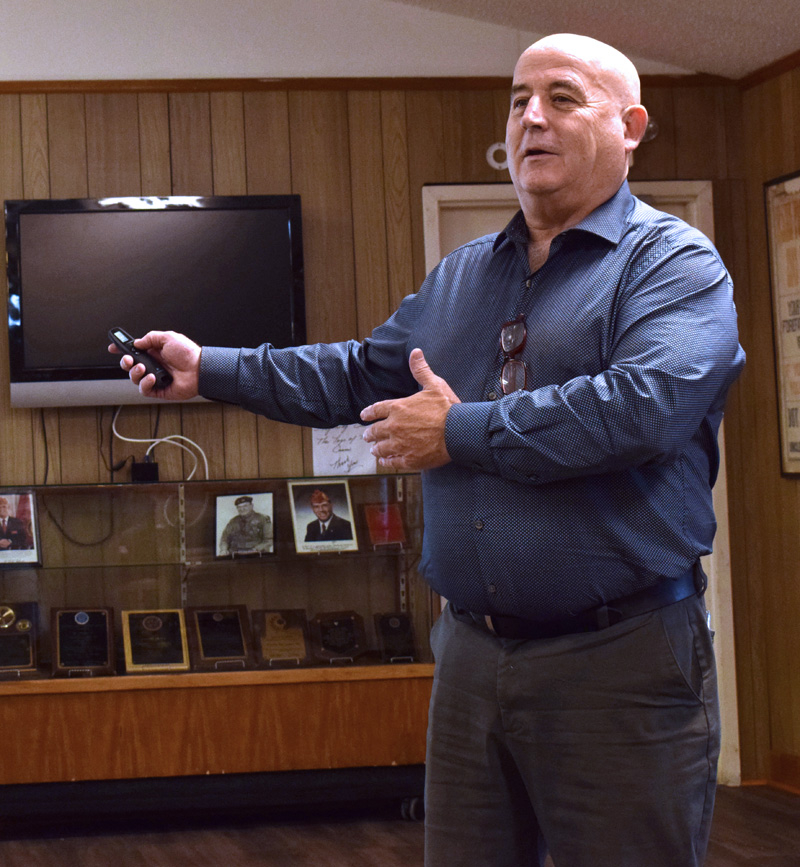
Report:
522,96,547,128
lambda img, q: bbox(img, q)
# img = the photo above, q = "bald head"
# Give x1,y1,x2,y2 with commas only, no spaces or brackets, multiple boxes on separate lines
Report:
506,33,648,233
523,33,641,107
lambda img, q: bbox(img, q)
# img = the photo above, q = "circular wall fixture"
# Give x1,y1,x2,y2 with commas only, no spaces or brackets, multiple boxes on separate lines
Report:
486,142,508,170
641,118,659,143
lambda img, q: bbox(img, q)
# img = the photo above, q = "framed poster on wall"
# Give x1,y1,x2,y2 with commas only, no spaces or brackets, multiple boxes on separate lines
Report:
766,170,800,473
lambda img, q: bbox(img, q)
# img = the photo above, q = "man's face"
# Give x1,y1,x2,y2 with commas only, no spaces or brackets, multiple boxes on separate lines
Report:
236,501,254,517
0,503,10,518
311,499,333,522
506,45,635,215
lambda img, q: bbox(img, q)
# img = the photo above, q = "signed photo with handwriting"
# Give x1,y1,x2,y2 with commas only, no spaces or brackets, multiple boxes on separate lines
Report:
288,479,358,554
312,424,376,476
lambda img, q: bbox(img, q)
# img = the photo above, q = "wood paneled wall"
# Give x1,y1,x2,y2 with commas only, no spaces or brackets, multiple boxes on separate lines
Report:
737,67,800,789
0,84,511,486
1,72,798,787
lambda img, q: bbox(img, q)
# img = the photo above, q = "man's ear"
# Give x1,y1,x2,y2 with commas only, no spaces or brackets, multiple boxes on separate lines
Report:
622,104,649,154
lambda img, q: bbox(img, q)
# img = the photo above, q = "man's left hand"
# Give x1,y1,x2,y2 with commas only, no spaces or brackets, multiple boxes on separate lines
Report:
361,348,460,471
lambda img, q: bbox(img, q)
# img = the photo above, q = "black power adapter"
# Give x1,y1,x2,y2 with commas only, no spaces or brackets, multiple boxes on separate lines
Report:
131,459,159,483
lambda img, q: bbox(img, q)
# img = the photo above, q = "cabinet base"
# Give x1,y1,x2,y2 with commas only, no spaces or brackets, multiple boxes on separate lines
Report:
0,765,426,836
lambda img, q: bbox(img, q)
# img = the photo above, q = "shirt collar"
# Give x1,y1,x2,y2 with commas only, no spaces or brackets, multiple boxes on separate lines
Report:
493,180,635,252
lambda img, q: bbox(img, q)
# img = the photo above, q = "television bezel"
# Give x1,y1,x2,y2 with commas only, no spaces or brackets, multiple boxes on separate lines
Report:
4,193,305,407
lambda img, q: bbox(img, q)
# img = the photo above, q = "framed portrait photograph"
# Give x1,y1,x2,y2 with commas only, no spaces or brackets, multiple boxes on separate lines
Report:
215,492,274,558
288,479,358,554
766,170,800,473
0,491,40,566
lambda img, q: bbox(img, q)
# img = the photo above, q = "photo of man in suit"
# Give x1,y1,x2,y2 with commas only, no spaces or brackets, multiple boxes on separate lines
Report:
304,489,353,542
0,497,33,551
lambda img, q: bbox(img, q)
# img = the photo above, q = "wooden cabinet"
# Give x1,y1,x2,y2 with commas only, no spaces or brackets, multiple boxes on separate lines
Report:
0,475,435,789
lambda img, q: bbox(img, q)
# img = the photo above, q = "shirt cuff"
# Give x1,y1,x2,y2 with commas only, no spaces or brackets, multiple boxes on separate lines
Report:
198,346,241,403
445,401,496,472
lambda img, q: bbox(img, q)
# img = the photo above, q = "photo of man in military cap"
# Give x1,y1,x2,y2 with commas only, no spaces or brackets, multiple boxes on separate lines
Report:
288,479,358,554
216,493,274,557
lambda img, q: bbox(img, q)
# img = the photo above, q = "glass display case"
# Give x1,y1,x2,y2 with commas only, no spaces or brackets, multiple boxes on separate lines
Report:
0,475,436,790
0,474,435,678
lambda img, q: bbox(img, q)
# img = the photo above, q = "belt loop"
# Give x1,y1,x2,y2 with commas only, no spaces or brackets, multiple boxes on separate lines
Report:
595,605,612,629
694,561,708,595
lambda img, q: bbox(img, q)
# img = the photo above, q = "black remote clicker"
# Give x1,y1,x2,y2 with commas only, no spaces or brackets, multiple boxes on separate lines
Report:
108,327,173,390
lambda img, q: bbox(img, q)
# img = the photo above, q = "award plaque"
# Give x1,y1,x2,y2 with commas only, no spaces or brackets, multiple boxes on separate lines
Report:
253,609,311,667
0,601,38,676
122,609,190,673
310,610,367,663
51,608,115,677
186,606,253,671
374,612,416,662
364,503,407,549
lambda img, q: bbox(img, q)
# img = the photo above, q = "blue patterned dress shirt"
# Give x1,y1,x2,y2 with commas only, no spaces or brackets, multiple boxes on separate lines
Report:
200,182,745,622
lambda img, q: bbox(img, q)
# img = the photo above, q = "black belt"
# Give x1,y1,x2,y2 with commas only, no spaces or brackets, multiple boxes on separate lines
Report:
452,564,704,641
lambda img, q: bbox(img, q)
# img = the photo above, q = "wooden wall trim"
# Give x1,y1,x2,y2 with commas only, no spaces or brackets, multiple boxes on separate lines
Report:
641,73,734,88
0,77,512,94
739,48,800,91
0,73,733,96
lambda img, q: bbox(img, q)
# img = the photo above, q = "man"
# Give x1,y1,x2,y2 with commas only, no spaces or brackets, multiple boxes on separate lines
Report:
0,497,32,551
304,488,353,542
112,33,744,866
218,495,273,556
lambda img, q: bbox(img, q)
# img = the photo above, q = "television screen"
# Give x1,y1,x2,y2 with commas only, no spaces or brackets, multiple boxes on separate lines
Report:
5,195,305,407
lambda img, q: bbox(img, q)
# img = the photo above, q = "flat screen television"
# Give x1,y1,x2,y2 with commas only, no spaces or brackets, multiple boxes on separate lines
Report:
5,194,305,407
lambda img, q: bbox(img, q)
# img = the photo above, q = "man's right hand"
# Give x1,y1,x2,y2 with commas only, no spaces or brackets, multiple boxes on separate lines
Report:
108,330,201,401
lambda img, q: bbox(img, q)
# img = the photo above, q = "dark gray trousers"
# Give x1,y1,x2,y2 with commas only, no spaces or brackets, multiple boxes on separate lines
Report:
424,594,720,866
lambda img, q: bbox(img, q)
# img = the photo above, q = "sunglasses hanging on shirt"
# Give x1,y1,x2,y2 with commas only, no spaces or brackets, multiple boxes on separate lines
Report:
500,314,527,394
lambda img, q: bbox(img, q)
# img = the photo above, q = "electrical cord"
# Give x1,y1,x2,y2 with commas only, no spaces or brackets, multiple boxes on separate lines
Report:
99,406,134,480
39,497,116,547
111,406,210,480
39,409,49,485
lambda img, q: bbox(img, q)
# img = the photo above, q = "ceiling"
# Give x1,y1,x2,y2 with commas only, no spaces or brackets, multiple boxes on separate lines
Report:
393,0,799,79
